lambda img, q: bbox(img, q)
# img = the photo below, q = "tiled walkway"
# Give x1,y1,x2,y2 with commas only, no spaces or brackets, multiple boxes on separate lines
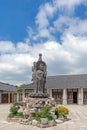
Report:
0,104,87,130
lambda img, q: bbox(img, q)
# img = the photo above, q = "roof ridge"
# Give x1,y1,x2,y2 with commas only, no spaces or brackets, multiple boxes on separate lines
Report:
47,74,87,78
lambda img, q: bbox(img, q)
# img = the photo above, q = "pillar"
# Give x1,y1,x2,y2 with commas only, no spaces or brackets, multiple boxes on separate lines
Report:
78,88,83,105
17,93,19,102
12,93,14,103
8,92,10,103
49,89,52,98
22,90,25,102
63,89,67,105
13,93,17,102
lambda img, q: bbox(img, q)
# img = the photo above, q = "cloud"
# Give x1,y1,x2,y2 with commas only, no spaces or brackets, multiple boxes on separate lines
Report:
54,0,84,9
34,1,55,40
0,41,15,54
0,33,87,85
0,0,87,85
29,0,87,41
54,16,87,36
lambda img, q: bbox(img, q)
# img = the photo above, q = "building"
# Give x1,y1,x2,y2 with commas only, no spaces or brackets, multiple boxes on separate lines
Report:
0,82,17,103
21,74,87,105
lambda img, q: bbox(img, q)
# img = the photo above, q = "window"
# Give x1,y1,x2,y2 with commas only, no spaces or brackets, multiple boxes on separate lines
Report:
52,89,63,99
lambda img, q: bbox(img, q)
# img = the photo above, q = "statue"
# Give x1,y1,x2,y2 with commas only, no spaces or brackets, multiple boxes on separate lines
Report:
31,54,48,98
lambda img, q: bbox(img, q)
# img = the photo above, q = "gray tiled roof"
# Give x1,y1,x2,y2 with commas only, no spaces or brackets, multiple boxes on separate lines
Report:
46,74,87,89
0,82,16,92
23,74,87,90
22,83,34,90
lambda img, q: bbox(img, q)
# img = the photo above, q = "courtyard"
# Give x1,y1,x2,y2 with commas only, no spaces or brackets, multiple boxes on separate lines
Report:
0,104,87,130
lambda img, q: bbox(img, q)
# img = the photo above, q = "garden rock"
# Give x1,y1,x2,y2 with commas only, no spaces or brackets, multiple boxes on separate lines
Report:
48,120,55,127
32,120,39,126
41,118,48,125
55,119,63,124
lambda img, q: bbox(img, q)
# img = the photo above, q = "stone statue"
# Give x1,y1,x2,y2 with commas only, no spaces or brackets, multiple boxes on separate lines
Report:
31,54,48,98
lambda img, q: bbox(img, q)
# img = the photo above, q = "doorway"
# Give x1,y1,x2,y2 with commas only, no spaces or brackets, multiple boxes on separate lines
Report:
1,94,8,103
73,92,77,104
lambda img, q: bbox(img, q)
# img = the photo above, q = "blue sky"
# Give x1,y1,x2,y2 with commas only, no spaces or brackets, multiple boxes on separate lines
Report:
0,0,87,85
0,0,86,43
0,0,51,43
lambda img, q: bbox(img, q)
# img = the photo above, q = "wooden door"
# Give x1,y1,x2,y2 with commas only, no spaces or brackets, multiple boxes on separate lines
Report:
1,94,8,103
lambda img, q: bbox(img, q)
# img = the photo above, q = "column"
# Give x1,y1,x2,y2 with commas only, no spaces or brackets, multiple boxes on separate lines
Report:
49,89,52,98
63,88,67,105
17,93,19,102
0,92,1,103
12,93,14,103
22,90,25,102
78,88,83,105
8,92,10,103
13,93,17,102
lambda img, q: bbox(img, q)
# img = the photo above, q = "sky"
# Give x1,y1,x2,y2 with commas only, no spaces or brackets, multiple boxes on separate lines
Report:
0,0,87,85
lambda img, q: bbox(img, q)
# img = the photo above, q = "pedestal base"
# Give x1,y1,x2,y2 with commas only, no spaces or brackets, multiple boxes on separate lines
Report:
29,92,49,98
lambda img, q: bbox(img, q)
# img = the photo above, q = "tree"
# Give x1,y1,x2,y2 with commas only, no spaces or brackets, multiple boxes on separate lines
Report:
17,84,27,93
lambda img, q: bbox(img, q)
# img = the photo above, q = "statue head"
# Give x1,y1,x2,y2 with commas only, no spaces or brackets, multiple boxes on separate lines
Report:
38,53,42,61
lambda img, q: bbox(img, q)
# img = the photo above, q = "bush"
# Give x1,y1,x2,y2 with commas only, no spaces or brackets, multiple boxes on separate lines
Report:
9,102,24,118
16,112,24,118
10,105,18,115
56,105,69,117
34,105,54,121
8,112,24,118
8,113,15,118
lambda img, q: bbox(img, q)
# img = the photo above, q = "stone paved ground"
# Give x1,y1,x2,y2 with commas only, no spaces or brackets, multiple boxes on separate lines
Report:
0,104,87,130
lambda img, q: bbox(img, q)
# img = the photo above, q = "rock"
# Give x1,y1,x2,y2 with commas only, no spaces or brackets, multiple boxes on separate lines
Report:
32,120,39,126
48,120,55,127
55,119,63,124
23,109,29,115
41,118,48,125
53,115,57,120
20,118,30,125
18,106,23,113
17,118,22,123
29,121,32,125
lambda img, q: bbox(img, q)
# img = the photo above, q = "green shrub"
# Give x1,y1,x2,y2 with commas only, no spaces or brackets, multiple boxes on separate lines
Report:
10,105,18,115
8,112,24,118
16,112,24,118
56,105,69,117
41,105,50,112
34,105,54,121
8,113,15,118
13,102,20,106
34,111,42,121
9,102,24,118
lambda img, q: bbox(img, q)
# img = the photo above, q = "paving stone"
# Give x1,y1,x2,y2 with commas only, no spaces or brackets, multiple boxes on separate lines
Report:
0,104,87,130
